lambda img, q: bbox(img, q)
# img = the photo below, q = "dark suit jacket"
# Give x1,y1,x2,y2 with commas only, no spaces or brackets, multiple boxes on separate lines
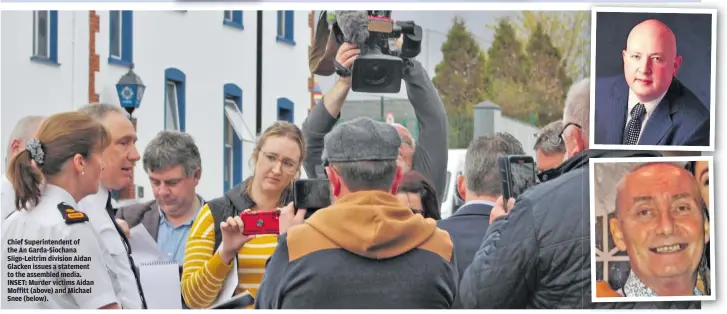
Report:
437,202,492,281
116,195,205,241
594,76,710,147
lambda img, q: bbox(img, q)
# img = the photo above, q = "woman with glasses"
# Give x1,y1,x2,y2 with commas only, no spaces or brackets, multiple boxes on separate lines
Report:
396,171,441,220
182,121,305,309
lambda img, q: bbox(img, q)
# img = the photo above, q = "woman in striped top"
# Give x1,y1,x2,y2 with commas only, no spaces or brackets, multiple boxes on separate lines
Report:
181,121,305,308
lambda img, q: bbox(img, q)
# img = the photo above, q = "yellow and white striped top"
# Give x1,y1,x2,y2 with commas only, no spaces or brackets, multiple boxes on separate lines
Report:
181,204,278,309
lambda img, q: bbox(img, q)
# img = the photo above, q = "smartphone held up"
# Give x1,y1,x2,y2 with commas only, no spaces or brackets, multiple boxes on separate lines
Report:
239,179,333,236
498,155,538,205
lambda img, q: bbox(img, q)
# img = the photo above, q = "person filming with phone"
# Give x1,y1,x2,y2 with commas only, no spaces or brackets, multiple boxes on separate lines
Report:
181,121,305,309
256,117,458,309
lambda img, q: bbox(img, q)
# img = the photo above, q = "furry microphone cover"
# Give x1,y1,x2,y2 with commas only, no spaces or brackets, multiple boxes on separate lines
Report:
334,11,370,48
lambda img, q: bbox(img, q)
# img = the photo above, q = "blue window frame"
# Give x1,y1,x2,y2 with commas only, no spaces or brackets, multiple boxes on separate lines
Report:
276,11,295,45
109,11,133,67
31,10,58,65
223,84,244,191
277,98,294,123
164,68,186,132
223,11,243,29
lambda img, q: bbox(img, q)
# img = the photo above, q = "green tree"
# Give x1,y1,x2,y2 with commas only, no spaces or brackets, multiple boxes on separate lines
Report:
526,22,573,126
483,17,531,123
513,11,590,80
485,18,529,86
432,17,487,148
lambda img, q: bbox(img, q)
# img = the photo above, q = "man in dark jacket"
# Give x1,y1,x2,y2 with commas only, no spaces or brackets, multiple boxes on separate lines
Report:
256,117,458,309
459,78,699,309
438,133,525,294
302,34,448,201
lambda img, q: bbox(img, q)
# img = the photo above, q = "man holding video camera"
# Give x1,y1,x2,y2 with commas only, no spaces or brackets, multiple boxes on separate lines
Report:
256,117,457,309
303,11,448,203
458,78,698,309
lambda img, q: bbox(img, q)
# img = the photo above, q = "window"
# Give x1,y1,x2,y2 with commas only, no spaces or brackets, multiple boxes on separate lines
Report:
223,84,255,192
277,97,294,123
164,68,186,132
276,11,295,45
31,10,58,64
109,11,133,67
223,11,243,29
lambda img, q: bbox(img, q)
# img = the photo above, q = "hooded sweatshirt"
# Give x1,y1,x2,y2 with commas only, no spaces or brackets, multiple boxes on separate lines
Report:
255,190,458,309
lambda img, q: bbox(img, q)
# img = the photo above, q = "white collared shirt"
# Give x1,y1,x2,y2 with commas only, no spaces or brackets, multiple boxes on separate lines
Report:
78,186,142,309
1,174,16,221
625,89,668,143
1,184,119,309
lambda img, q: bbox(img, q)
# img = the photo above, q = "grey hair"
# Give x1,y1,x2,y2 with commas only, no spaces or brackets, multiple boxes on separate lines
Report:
78,103,129,120
562,78,591,142
143,131,202,177
533,119,565,154
331,160,398,192
465,132,525,196
5,115,45,163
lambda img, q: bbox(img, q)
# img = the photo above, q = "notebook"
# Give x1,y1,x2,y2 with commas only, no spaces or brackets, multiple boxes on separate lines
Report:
138,260,182,309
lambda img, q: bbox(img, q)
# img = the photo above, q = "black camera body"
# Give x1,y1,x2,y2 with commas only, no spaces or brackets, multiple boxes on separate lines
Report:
332,11,423,93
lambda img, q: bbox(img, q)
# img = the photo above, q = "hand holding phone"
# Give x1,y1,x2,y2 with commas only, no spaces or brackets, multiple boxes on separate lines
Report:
498,155,538,204
240,210,281,236
293,179,332,219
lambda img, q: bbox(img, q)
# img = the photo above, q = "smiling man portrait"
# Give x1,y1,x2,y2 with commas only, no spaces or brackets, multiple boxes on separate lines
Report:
595,162,710,299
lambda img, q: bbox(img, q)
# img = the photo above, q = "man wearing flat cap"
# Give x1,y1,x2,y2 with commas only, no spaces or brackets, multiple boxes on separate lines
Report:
256,117,458,309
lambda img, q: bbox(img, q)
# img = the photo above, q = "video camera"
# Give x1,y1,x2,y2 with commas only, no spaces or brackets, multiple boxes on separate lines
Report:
310,11,423,94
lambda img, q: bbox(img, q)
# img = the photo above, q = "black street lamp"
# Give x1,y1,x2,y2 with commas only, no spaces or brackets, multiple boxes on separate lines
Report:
115,66,145,117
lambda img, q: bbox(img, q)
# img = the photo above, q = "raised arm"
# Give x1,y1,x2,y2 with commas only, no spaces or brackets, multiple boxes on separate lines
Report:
402,59,449,201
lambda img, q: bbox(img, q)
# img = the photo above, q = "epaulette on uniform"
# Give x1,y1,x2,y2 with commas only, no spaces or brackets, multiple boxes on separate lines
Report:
57,202,89,225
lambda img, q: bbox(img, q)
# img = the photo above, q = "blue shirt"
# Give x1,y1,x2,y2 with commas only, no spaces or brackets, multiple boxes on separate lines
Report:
157,209,196,264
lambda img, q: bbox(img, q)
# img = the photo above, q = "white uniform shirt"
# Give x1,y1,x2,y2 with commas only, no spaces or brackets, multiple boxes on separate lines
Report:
77,187,142,309
1,184,119,309
2,175,16,221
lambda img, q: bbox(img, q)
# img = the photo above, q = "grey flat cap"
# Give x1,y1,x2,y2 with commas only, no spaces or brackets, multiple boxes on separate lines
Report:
322,117,401,163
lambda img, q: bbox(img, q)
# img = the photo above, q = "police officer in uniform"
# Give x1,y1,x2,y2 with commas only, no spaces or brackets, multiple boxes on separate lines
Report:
1,112,120,309
77,103,146,309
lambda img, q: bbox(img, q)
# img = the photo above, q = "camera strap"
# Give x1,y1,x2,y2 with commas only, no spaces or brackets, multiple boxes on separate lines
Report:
334,60,352,77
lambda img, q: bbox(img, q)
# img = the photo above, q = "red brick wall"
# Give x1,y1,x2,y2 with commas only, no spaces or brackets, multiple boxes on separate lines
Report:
89,11,100,103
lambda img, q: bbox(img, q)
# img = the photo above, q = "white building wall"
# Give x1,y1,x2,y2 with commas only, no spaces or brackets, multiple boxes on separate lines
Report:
1,10,90,164
260,10,311,131
1,10,312,201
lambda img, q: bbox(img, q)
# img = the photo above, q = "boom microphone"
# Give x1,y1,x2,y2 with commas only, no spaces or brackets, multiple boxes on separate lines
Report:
334,11,370,49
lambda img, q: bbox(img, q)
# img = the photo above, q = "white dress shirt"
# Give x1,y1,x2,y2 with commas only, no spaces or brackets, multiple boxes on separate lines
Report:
1,175,16,221
1,184,119,309
78,186,142,309
625,89,668,143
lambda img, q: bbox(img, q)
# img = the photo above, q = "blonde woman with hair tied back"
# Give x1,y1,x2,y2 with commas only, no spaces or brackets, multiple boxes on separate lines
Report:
181,121,306,308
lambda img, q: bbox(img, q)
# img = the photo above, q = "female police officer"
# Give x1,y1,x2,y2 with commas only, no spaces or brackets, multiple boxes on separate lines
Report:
1,112,120,309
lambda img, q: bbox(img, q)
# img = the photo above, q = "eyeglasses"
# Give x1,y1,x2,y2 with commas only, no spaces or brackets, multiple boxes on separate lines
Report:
261,152,299,174
557,122,583,144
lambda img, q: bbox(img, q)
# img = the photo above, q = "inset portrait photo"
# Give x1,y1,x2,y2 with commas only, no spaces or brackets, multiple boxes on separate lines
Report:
590,156,715,302
589,8,716,152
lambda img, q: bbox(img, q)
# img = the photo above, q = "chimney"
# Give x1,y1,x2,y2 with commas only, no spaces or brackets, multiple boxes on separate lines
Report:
473,101,501,139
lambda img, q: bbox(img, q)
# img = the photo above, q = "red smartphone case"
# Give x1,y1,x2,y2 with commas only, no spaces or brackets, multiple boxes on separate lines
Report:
240,210,280,235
